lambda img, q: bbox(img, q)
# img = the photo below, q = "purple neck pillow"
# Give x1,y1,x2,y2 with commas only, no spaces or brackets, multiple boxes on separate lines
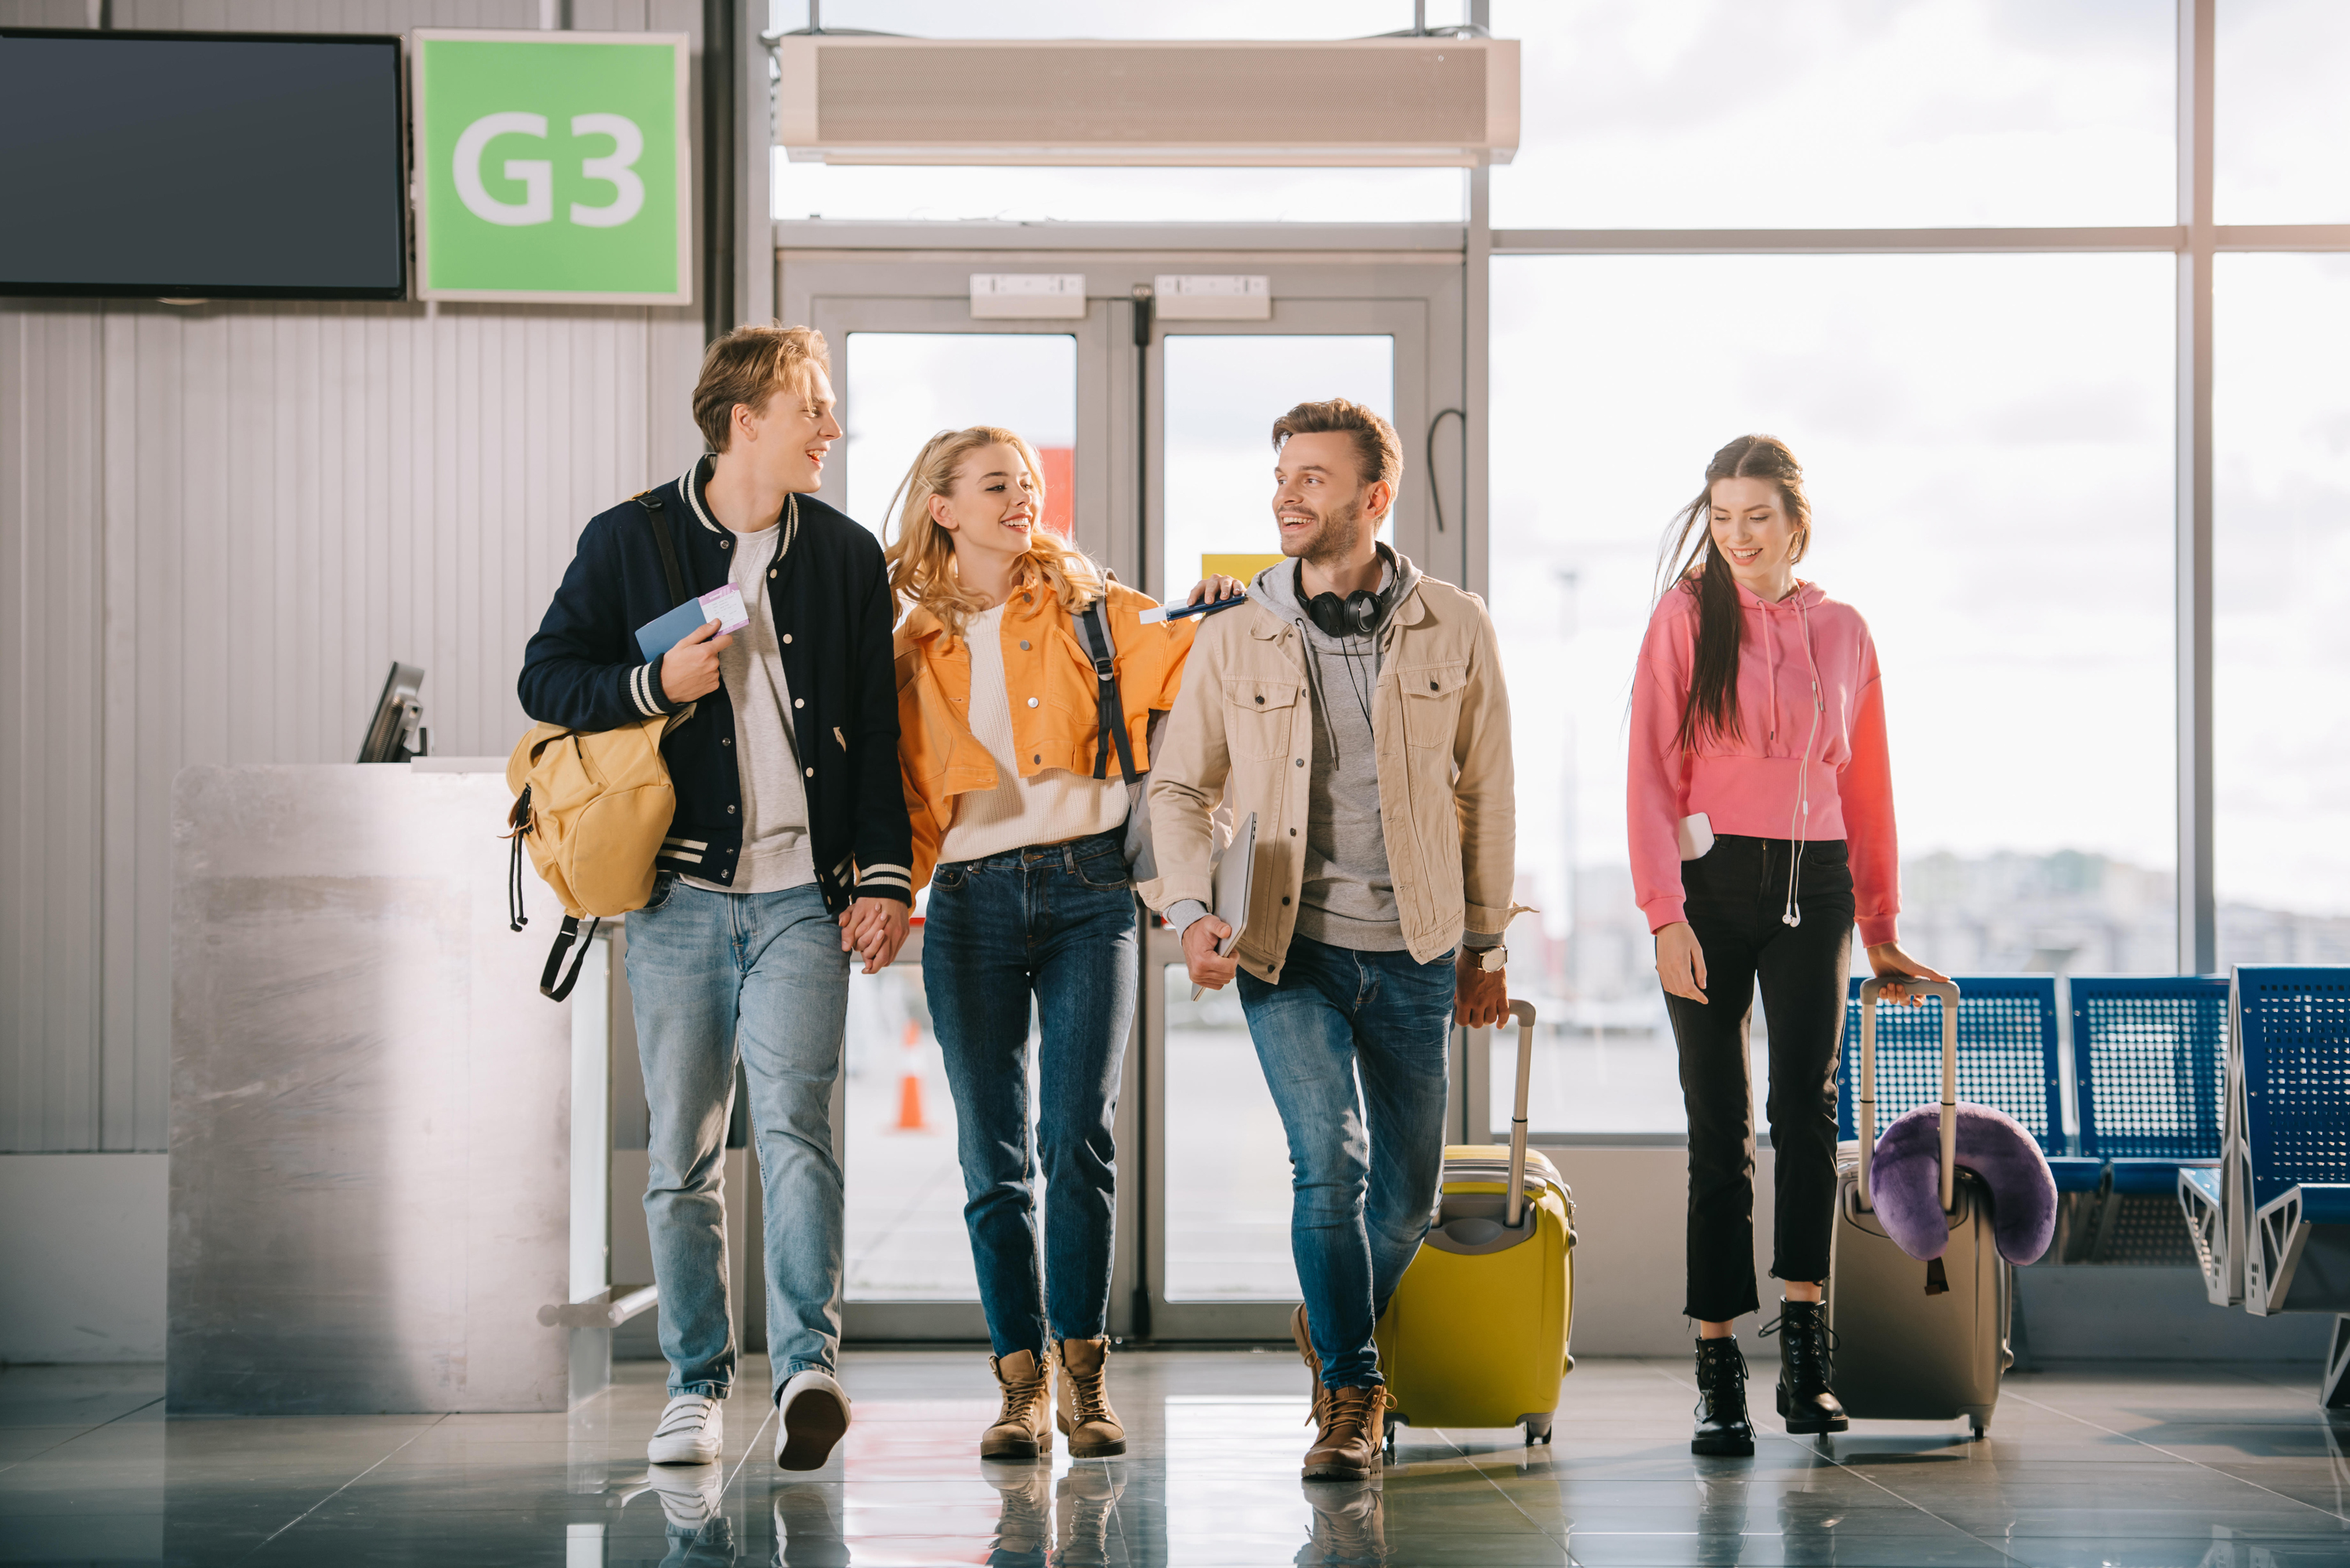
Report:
1868,1102,2056,1266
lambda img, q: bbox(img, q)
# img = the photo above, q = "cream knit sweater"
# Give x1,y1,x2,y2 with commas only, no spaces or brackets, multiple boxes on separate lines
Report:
938,602,1130,865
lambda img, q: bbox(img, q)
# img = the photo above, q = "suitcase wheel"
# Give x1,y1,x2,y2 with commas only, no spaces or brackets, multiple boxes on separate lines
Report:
1524,1413,1553,1447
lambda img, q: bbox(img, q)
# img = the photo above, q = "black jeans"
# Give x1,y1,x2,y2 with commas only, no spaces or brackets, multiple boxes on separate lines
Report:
1664,834,1855,1322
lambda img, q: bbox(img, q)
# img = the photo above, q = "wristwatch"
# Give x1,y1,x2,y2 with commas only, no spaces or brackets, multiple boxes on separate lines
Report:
1477,945,1508,974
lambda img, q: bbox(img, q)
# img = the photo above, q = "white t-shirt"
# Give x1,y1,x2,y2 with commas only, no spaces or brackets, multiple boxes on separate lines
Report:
683,522,816,894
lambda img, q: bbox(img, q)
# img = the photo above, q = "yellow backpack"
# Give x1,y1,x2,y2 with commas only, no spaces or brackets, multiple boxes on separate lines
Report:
505,496,692,999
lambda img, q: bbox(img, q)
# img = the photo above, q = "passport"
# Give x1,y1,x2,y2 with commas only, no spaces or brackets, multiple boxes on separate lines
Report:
635,584,749,663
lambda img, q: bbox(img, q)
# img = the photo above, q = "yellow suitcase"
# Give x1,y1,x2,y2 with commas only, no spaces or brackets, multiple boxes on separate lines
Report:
1374,1001,1575,1453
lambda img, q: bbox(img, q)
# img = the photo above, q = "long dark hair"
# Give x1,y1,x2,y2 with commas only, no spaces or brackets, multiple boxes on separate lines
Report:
1654,435,1813,753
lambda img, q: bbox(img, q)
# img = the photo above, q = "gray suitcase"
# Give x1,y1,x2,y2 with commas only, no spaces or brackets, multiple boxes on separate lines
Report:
1823,976,2012,1437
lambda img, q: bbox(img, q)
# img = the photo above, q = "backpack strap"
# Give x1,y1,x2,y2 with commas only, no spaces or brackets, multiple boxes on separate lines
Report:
1076,598,1141,785
540,914,601,1002
506,785,531,932
639,496,691,609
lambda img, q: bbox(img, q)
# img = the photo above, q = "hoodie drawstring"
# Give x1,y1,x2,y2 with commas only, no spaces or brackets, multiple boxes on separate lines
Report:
1782,594,1825,929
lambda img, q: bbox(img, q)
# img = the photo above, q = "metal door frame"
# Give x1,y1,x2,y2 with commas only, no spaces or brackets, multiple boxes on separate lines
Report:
781,249,1472,1342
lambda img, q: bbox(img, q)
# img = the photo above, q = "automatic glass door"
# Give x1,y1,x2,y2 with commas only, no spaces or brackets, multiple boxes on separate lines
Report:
782,252,1464,1343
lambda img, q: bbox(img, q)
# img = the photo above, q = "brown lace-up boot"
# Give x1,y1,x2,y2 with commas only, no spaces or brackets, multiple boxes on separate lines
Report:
1054,1338,1126,1458
1290,1303,1329,1430
982,1349,1053,1461
1302,1385,1387,1482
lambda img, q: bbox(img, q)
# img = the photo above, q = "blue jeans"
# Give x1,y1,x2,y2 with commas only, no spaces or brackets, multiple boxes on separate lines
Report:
923,831,1137,1358
624,876,851,1399
1238,933,1455,1390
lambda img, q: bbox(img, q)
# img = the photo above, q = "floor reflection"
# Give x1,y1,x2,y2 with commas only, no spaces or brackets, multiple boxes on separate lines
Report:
1296,1479,1386,1566
5,1354,2349,1566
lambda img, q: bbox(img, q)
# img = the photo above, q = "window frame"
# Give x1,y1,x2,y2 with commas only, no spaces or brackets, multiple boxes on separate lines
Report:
766,1,2350,1151
1481,0,2350,977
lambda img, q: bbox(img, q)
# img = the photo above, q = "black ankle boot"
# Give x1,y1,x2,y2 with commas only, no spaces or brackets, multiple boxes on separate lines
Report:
1764,1299,1848,1434
1690,1336,1755,1457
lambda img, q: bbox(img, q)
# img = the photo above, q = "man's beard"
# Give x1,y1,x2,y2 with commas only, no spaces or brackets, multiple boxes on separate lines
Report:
1280,497,1365,565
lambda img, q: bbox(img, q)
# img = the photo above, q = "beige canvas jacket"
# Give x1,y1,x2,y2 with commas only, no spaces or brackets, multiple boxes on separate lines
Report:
1139,570,1524,984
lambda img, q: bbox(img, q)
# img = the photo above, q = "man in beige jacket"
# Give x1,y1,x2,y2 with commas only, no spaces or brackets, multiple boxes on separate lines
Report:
1141,398,1521,1482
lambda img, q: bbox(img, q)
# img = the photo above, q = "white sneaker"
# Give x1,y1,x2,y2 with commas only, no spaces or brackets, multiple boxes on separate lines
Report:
774,1368,851,1471
647,1393,724,1465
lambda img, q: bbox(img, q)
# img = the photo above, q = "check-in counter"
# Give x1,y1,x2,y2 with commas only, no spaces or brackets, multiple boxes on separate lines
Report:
169,760,609,1414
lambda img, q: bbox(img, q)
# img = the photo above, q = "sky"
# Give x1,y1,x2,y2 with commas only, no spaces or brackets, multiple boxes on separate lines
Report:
766,0,2350,921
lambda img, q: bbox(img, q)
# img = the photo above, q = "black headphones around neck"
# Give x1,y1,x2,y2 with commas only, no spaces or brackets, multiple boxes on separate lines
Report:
1299,548,1395,639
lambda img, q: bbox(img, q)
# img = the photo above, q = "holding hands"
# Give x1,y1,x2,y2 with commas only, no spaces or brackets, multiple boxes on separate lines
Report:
840,897,910,974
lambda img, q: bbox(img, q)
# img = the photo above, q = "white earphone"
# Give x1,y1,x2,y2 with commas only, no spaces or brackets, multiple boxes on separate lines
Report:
1783,598,1824,929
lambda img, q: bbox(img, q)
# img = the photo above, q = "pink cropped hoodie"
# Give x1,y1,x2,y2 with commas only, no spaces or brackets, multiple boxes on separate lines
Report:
1627,578,1900,946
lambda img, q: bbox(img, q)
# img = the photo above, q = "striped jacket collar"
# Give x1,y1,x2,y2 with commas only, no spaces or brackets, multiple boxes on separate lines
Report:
679,453,800,558
678,455,725,535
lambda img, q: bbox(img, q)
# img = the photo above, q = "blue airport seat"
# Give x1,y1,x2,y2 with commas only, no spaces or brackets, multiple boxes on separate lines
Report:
2229,966,2350,1413
2299,1187,2350,1227
2180,1161,2230,1302
1840,975,2066,1160
2071,976,2229,1202
2049,1157,2110,1194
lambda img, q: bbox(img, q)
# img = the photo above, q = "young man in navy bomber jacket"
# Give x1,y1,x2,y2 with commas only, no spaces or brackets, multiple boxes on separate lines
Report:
519,324,911,1475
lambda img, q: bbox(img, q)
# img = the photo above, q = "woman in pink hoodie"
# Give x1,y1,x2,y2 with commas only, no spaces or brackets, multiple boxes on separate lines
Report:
1627,434,1944,1458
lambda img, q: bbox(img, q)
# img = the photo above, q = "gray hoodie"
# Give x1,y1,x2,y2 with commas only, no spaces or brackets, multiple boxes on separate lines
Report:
1247,545,1423,952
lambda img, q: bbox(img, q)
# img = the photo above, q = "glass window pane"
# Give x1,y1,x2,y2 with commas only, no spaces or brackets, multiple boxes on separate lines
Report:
1161,334,1393,598
1491,0,2175,228
1164,966,1297,1300
2215,254,2350,964
843,332,1077,544
1490,253,2175,1134
2216,1,2350,222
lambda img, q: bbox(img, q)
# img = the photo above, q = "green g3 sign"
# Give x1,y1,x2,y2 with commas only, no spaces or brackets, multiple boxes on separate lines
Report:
412,31,691,304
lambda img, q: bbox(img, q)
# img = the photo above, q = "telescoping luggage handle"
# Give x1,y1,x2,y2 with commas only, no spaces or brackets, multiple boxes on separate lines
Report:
1505,999,1538,1227
1856,976,1961,1216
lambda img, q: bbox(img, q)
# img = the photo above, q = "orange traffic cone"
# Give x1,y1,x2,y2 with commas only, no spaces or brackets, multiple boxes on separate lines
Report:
894,1020,930,1132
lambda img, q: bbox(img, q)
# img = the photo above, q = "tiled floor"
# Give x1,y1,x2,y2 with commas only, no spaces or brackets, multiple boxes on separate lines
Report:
4,1352,2347,1565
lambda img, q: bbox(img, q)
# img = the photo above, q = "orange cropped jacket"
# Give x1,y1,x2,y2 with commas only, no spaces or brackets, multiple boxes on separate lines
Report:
893,578,1202,892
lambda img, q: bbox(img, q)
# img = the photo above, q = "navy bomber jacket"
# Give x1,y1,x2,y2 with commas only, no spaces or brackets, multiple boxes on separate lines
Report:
518,457,913,910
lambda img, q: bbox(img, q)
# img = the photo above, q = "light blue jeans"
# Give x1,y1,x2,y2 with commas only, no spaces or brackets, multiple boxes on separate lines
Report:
624,876,851,1400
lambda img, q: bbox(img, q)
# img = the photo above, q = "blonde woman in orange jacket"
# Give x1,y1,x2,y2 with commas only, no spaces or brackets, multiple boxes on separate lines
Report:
886,425,1238,1464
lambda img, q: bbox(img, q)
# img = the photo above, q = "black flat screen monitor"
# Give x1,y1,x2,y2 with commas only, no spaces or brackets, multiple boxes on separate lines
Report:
0,27,406,300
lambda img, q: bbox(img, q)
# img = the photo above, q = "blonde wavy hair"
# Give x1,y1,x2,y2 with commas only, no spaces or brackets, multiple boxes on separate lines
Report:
884,425,1103,634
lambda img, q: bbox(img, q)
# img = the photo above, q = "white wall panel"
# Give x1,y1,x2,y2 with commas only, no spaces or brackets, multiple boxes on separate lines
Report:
0,0,711,1151
1,309,107,1151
